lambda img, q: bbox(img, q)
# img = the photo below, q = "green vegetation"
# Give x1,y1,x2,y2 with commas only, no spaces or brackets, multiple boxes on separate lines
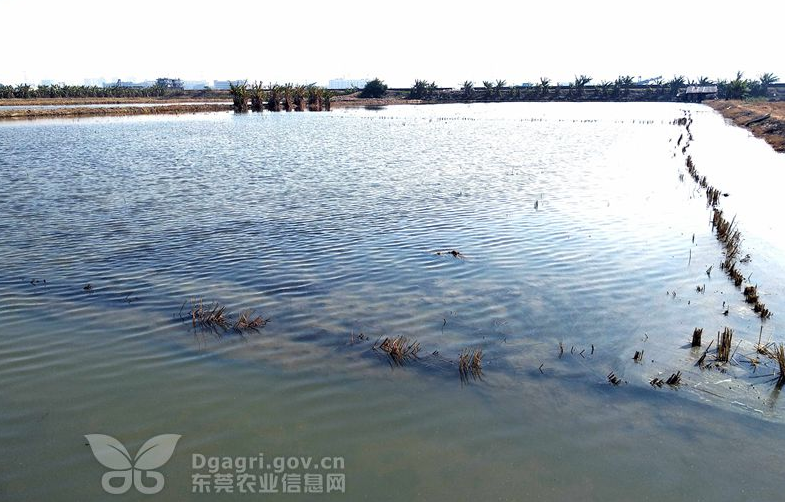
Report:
409,79,437,100
461,80,474,100
228,80,249,113
359,78,387,98
250,82,266,112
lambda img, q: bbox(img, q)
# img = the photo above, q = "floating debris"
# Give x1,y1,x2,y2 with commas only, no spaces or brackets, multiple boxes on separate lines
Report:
633,350,644,363
83,283,92,292
434,249,464,258
607,372,623,386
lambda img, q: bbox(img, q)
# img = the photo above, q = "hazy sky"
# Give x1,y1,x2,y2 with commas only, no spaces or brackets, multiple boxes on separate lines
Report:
1,0,783,87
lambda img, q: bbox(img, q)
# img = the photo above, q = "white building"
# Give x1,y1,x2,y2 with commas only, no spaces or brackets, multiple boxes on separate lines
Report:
183,80,209,90
213,80,245,90
328,78,369,90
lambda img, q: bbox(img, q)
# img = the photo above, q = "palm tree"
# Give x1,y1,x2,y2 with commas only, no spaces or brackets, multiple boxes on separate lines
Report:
598,80,612,98
667,75,685,98
293,85,307,111
537,77,551,98
759,72,779,96
250,81,266,112
461,80,474,100
307,85,323,111
726,71,749,100
410,79,431,99
282,84,293,111
267,85,282,112
573,75,591,97
482,80,494,99
494,79,506,99
228,80,249,113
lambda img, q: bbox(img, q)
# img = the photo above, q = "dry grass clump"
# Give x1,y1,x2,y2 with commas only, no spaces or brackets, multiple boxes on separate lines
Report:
744,285,759,304
374,336,421,365
234,310,267,330
182,299,268,333
775,344,785,387
459,348,483,381
188,298,229,329
691,328,703,347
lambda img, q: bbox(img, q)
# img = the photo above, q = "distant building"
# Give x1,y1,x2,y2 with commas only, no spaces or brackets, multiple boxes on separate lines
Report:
213,80,245,90
183,80,209,90
103,79,152,88
328,78,369,90
682,85,718,102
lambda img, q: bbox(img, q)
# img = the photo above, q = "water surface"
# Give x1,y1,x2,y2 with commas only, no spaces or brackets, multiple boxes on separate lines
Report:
1,103,784,501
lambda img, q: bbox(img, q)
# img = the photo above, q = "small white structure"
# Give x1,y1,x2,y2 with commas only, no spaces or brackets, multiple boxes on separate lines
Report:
328,78,369,90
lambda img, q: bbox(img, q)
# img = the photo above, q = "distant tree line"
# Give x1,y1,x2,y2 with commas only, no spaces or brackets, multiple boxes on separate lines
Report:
358,72,780,102
0,81,187,99
0,77,194,99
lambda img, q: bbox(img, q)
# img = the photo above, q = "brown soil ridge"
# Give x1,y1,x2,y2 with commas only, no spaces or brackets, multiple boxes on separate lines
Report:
0,103,231,120
706,100,785,153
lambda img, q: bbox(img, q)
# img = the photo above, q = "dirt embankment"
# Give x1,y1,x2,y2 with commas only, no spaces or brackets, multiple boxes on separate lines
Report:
0,103,232,120
706,100,785,153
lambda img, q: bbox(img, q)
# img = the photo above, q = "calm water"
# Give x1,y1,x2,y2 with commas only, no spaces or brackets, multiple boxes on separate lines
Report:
1,103,784,501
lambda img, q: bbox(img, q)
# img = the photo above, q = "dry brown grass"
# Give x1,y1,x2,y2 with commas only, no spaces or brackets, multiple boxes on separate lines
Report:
706,100,785,153
459,348,483,381
374,336,421,366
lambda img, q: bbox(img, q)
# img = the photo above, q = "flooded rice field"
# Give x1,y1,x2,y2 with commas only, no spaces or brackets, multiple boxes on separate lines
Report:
1,102,784,500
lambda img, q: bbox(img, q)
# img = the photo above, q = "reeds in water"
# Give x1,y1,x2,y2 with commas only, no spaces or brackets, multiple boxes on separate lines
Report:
775,344,785,387
234,310,267,330
188,298,229,329
691,328,703,347
744,285,759,304
374,336,421,366
459,348,483,381
717,327,733,363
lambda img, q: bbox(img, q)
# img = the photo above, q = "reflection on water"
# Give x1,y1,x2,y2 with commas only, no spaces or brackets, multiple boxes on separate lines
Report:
1,102,784,501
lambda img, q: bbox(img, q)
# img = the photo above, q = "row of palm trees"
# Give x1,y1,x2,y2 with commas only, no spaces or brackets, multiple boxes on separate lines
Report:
0,83,184,100
228,81,332,113
407,72,780,102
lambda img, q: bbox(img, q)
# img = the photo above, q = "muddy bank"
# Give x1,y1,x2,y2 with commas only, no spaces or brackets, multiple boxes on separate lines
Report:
0,96,229,107
706,100,785,153
0,103,231,120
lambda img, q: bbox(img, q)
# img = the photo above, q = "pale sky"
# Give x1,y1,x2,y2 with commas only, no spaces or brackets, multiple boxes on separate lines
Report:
1,0,783,87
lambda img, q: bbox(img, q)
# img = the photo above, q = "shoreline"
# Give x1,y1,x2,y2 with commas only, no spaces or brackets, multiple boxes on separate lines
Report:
705,100,785,152
0,102,231,120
